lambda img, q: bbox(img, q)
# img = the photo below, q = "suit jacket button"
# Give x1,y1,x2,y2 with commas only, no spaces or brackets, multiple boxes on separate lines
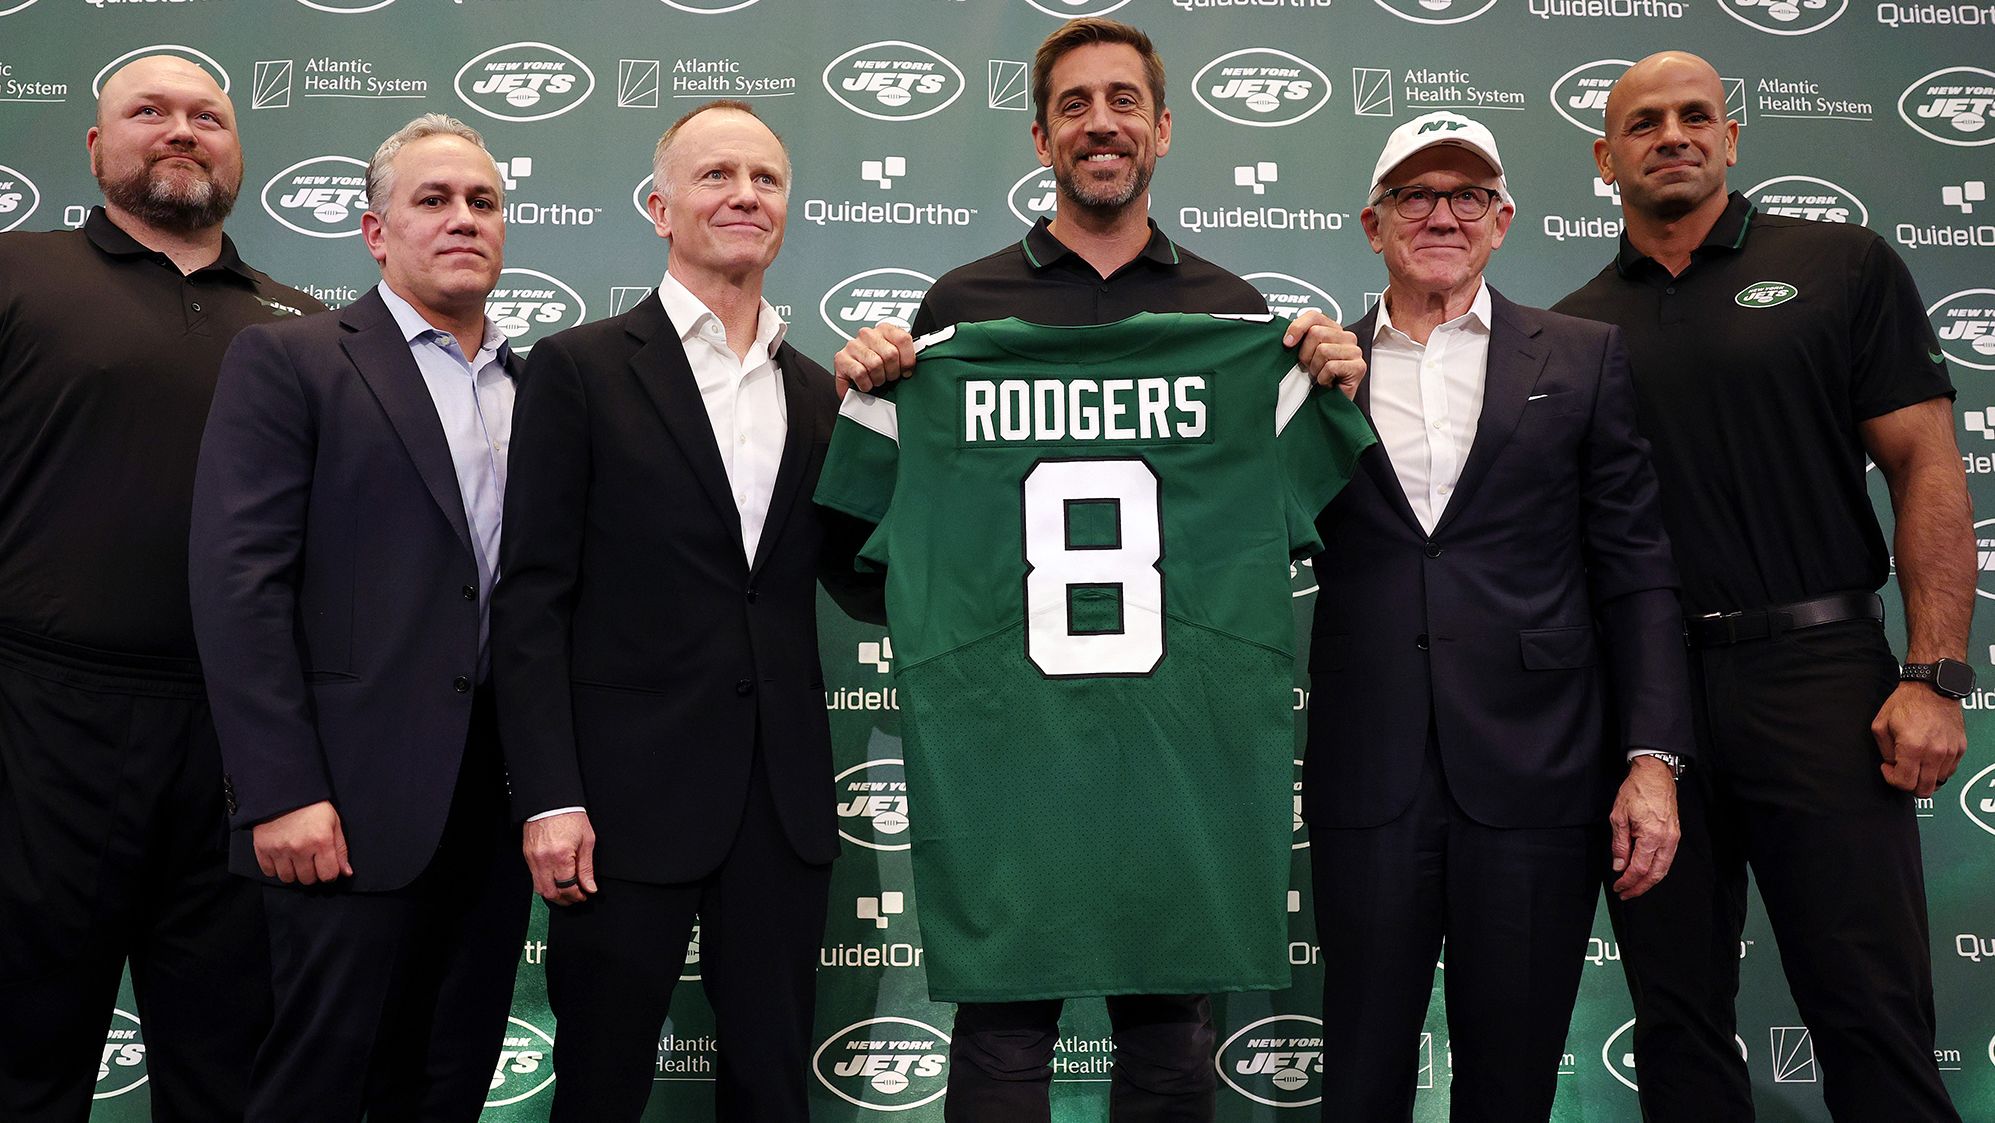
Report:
454,675,472,693
1424,542,1443,558
462,584,477,601
1415,634,1430,651
735,678,754,696
746,587,758,603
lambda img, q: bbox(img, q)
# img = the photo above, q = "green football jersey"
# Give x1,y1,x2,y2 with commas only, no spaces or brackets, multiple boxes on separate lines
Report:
815,312,1374,1002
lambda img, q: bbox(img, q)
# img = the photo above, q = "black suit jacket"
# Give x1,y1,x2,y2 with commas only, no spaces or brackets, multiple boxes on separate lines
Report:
492,292,877,884
1304,289,1692,831
191,288,523,892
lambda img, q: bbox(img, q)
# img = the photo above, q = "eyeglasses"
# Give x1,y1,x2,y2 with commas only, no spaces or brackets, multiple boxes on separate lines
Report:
1373,185,1499,222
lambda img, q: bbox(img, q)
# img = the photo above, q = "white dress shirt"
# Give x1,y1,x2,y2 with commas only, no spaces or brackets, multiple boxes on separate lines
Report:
1367,281,1492,535
656,271,789,564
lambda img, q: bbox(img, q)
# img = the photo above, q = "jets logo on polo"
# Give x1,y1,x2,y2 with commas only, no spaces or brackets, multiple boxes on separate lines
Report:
836,758,911,851
294,0,399,12
1603,1018,1748,1089
1218,1015,1324,1107
0,163,40,233
1195,50,1330,128
1972,518,1995,599
1930,290,1995,370
486,1016,555,1107
814,1017,949,1111
660,0,763,11
487,268,585,352
94,46,230,98
823,41,965,123
1745,175,1868,225
1961,760,1995,835
94,1008,146,1099
1245,272,1345,327
1734,281,1798,309
1022,0,1134,14
261,155,369,239
820,268,934,342
1552,60,1636,136
1898,67,1995,146
455,43,595,123
1718,0,1846,35
1008,165,1059,226
1371,0,1500,23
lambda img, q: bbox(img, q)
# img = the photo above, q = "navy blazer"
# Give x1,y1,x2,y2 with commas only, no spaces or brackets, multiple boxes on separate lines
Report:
1304,288,1693,831
191,288,523,892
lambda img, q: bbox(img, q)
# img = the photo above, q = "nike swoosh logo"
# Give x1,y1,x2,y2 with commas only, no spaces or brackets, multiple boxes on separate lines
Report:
1527,393,1550,401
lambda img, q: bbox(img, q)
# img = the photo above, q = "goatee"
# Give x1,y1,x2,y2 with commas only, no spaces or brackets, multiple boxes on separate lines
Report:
98,154,238,232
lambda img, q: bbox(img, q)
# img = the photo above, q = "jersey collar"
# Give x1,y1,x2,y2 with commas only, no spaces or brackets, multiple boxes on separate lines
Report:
1613,190,1754,278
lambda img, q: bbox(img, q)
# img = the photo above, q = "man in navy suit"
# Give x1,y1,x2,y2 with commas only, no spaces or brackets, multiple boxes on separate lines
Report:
1304,112,1693,1121
190,113,527,1122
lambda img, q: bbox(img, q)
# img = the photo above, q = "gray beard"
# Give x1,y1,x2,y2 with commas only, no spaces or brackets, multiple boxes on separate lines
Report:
1056,158,1151,217
99,160,238,232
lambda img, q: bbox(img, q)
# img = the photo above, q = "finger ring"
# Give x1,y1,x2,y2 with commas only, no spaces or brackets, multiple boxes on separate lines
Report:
553,876,580,889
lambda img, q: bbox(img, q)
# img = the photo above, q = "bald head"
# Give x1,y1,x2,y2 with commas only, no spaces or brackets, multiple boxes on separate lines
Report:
1604,52,1725,132
1594,49,1737,225
89,55,243,234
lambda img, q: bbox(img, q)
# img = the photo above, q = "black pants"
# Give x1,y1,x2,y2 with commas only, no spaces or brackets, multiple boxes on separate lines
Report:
1311,739,1597,1123
247,691,527,1123
1607,619,1958,1122
945,994,1216,1123
0,634,269,1123
544,751,831,1123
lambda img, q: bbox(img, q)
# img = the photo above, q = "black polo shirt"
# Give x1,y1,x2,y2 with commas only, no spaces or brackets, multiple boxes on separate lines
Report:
0,207,325,666
910,216,1266,335
1554,192,1953,617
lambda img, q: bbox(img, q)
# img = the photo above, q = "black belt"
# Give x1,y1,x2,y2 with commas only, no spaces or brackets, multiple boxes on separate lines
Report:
1685,592,1883,648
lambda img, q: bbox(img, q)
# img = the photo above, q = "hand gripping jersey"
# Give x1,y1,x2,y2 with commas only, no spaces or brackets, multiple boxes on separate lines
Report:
815,313,1373,1001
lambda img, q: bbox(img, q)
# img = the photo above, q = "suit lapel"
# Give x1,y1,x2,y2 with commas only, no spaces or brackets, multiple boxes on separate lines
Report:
341,290,474,557
748,342,818,576
1349,307,1424,534
623,294,749,565
1430,289,1547,537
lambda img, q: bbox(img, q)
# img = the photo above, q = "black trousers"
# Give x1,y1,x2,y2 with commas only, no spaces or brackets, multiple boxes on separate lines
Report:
944,994,1217,1123
0,634,269,1122
544,751,831,1123
1311,738,1597,1123
1607,619,1958,1122
246,691,528,1123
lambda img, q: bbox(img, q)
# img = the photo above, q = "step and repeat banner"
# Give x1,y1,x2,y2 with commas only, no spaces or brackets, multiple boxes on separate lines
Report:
2,0,1991,1119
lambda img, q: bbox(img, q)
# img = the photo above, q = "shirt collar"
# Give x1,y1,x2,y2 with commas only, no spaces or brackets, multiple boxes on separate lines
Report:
83,204,260,283
375,281,510,365
1019,216,1181,272
655,270,788,359
1372,279,1492,343
1614,190,1754,277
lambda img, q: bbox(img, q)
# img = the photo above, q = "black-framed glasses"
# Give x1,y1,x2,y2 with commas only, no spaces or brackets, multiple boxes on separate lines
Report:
1374,185,1498,222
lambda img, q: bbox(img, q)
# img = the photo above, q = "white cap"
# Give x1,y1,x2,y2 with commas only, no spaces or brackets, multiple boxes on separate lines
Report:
1367,111,1508,202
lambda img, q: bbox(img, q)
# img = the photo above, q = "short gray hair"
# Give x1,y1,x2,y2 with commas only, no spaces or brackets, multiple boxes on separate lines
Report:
650,100,792,204
365,113,500,216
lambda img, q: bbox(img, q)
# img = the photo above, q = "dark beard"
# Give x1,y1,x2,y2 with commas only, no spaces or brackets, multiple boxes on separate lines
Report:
98,156,238,232
1055,156,1151,216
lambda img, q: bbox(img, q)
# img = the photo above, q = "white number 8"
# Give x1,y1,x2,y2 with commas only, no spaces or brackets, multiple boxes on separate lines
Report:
1021,458,1164,678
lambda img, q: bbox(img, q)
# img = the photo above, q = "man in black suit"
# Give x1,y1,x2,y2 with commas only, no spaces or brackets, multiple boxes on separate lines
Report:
1304,112,1692,1121
190,113,527,1121
493,99,877,1121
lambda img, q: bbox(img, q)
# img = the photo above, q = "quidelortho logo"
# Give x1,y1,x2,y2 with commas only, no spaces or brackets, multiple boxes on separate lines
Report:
295,0,399,12
1195,49,1330,128
1008,164,1058,226
94,46,230,97
1552,60,1636,135
836,758,911,851
0,163,39,233
1245,272,1345,326
485,1016,555,1108
261,155,369,239
95,1008,146,1100
1899,67,1995,146
814,1017,950,1111
822,42,965,123
1932,290,1995,370
1745,175,1868,224
1180,161,1346,237
1371,0,1500,23
1718,0,1847,35
1603,1019,1747,1090
820,268,935,341
1961,760,1995,835
1218,1015,1324,1108
486,269,585,352
455,43,595,123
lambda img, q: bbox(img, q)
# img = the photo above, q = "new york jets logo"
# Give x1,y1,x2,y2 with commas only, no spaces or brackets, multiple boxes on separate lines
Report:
261,155,370,239
1218,1015,1324,1107
1898,67,1995,147
1734,281,1798,308
836,758,911,851
294,0,399,12
1930,289,1995,369
0,162,40,233
814,1017,950,1111
1959,760,1995,836
820,268,934,341
485,1016,555,1107
0,0,41,16
1244,272,1345,326
455,43,595,123
1370,0,1500,24
1194,49,1330,128
1603,1018,1747,1089
1973,518,1995,600
1022,0,1133,15
1008,165,1059,227
485,268,586,352
95,1009,147,1100
94,46,231,97
1718,0,1846,36
660,0,762,11
1552,60,1636,136
822,42,965,123
1744,176,1867,225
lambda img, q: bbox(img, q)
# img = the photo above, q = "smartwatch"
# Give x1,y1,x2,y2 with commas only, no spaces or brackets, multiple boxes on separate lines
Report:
1900,658,1976,700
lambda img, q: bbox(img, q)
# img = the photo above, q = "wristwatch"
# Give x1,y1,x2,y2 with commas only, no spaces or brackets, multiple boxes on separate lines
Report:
1631,750,1686,781
1900,658,1976,700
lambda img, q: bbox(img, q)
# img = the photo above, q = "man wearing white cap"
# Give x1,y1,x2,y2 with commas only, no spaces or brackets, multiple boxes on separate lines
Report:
1302,111,1692,1120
